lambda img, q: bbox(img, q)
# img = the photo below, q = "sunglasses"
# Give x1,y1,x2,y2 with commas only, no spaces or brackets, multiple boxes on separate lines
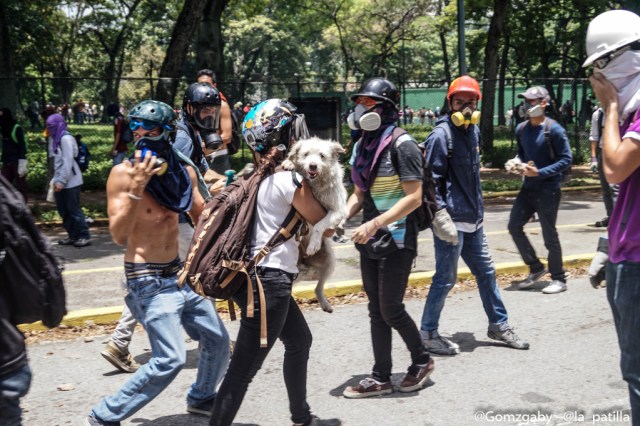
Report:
129,119,171,131
593,42,640,69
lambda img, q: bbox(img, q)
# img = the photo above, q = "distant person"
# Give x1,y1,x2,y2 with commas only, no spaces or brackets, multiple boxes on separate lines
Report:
45,114,91,248
0,108,28,201
27,101,42,130
585,10,640,424
508,86,572,294
196,69,233,174
589,106,618,227
106,104,130,166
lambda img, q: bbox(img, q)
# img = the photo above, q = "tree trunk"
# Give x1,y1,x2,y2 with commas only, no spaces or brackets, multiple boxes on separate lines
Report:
480,0,510,156
195,0,229,90
0,1,18,112
157,0,210,104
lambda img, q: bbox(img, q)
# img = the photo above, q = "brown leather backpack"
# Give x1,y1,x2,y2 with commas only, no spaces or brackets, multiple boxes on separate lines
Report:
178,170,302,347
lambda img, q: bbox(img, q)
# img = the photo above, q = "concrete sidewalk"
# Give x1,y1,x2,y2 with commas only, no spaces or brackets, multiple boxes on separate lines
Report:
23,190,608,331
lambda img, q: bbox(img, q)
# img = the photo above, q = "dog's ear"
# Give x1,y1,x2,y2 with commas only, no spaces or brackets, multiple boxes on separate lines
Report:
288,140,302,161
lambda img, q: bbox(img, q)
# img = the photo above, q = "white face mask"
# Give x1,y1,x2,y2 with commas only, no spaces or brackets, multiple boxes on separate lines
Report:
594,49,640,119
347,104,381,132
524,102,545,118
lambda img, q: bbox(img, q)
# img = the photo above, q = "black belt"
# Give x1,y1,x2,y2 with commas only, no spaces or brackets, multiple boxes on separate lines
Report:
124,257,182,280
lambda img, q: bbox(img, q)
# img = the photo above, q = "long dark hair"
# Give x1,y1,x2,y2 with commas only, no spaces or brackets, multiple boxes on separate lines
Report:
256,146,285,176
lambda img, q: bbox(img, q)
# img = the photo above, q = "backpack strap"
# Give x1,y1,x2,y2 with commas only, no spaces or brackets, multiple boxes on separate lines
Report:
249,208,303,346
543,118,556,159
10,124,21,144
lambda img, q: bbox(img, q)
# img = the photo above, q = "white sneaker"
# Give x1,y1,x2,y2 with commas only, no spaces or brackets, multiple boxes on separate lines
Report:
542,280,567,294
422,330,460,355
517,269,548,290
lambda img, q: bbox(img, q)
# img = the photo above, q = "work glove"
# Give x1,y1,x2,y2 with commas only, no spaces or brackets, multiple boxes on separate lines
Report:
588,251,608,289
590,157,598,173
432,208,459,245
18,159,28,177
504,156,523,175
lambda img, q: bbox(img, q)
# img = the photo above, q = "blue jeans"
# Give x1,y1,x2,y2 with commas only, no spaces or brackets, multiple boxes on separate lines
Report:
421,227,509,333
91,274,230,422
606,261,640,425
53,185,90,241
211,268,313,426
508,187,565,282
0,364,32,426
112,151,127,166
360,249,428,382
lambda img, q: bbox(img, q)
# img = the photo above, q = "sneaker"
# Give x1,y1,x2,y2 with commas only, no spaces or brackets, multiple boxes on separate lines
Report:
343,377,393,398
422,331,460,355
595,217,609,228
517,268,548,290
398,358,435,392
293,415,342,426
85,414,121,426
542,280,568,294
100,341,140,373
58,237,77,245
187,398,214,416
487,328,530,350
74,238,92,248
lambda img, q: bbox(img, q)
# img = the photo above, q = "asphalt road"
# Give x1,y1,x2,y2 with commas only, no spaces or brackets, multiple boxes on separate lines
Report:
21,276,630,426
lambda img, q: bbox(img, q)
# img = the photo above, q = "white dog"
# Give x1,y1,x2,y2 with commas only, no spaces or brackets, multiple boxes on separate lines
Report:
282,137,348,313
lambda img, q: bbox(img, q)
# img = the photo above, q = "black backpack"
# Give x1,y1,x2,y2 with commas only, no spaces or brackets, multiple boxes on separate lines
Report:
178,170,302,347
516,119,572,183
389,127,439,231
0,175,67,328
120,115,134,144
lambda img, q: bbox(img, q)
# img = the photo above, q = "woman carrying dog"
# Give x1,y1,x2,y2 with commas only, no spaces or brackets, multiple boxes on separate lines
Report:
343,77,434,398
209,99,341,426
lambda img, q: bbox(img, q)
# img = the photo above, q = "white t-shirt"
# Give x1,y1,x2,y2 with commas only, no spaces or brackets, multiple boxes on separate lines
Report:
250,170,302,273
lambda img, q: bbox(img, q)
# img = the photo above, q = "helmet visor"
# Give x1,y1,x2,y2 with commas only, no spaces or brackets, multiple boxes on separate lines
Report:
130,119,172,131
192,104,221,131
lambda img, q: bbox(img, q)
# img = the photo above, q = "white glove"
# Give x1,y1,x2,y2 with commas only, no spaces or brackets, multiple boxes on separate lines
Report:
432,209,459,244
588,251,608,289
504,157,523,175
590,157,598,173
18,159,28,177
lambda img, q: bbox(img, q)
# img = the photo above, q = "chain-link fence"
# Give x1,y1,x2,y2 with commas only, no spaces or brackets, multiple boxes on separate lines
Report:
0,76,595,193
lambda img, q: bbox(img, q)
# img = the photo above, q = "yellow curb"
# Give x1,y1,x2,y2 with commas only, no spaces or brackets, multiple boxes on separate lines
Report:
18,253,596,331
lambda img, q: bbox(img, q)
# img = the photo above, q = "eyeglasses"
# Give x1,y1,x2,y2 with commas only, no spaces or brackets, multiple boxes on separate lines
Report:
593,45,633,69
129,119,171,131
355,97,380,108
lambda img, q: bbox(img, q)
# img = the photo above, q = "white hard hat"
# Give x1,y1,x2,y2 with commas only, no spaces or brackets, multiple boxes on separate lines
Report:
583,10,640,67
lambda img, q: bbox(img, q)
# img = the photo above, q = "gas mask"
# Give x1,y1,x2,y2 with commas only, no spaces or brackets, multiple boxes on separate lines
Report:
134,137,169,175
201,132,223,151
450,105,480,128
187,104,221,132
347,103,382,132
523,101,545,118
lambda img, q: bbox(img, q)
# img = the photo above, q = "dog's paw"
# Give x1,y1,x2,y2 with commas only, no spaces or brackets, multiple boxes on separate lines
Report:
306,234,322,255
316,289,333,313
281,159,295,171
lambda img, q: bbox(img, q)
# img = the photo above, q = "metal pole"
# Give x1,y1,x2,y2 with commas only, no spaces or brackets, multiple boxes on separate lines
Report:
457,0,467,75
402,34,407,109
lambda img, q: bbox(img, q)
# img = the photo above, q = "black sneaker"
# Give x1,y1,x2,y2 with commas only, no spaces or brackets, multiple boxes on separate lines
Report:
595,217,609,228
85,414,120,426
187,398,214,416
58,237,77,245
487,328,530,350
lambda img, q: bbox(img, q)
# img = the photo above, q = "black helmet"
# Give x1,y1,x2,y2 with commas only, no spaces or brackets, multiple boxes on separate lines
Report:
183,82,221,131
183,82,221,107
350,77,400,108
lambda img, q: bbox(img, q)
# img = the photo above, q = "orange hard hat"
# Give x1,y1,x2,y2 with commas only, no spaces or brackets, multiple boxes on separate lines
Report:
447,75,482,100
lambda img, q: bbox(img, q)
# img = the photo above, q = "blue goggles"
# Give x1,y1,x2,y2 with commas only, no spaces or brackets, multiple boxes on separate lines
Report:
129,119,172,131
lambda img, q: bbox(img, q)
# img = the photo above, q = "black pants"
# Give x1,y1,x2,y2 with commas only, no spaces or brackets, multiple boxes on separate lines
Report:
210,267,313,426
360,249,428,382
508,187,566,282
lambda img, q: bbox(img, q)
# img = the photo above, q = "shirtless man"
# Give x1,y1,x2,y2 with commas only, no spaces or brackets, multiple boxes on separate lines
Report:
86,100,230,426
